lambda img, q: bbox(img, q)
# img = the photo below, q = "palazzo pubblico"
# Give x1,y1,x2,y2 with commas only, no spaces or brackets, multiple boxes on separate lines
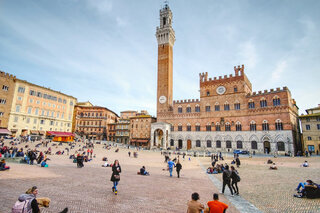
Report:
151,4,300,154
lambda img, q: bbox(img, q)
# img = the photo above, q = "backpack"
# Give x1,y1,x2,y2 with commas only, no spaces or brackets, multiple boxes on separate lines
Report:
12,199,32,213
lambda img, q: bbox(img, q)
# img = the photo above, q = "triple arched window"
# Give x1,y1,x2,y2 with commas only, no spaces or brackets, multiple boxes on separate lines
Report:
262,120,269,131
273,96,281,106
275,119,283,130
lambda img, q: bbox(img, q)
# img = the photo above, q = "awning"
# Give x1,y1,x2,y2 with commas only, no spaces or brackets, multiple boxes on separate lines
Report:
30,130,39,135
46,131,74,137
0,128,11,135
136,140,149,143
10,129,18,132
39,131,46,135
130,140,137,143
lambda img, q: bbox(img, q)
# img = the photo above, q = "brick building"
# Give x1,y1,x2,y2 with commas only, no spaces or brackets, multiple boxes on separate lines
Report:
151,4,300,154
130,111,156,147
115,111,137,144
299,105,320,155
0,71,16,135
108,123,116,142
73,101,118,140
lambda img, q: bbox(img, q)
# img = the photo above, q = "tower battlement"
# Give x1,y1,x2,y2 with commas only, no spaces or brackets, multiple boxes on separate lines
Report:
173,99,200,104
199,65,245,84
0,71,16,80
247,87,289,97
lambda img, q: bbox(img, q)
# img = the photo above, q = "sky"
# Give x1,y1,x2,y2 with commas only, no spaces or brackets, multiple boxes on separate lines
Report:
0,0,319,116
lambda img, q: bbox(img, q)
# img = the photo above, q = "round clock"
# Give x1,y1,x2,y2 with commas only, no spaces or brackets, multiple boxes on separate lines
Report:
216,86,226,95
159,96,167,104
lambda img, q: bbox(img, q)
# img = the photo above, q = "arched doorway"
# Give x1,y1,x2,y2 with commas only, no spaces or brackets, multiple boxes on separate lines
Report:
178,139,183,149
264,141,271,154
187,140,192,150
154,129,164,147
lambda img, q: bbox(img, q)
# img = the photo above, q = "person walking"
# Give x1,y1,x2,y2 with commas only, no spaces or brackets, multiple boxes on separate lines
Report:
167,158,175,177
110,160,121,195
207,193,228,213
235,156,241,168
230,166,240,195
176,160,182,178
187,192,204,213
221,165,233,196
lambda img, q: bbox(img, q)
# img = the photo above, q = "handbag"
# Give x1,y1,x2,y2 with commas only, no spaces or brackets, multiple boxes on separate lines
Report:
114,175,120,180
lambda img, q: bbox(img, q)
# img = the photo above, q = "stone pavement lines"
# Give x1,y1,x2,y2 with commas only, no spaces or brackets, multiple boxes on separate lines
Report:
198,160,262,213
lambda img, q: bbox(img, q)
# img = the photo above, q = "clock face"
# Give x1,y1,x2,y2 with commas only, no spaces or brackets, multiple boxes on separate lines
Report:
159,95,167,104
216,86,226,95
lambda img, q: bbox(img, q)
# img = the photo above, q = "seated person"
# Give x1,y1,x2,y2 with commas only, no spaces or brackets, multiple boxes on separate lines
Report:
41,160,48,167
102,157,108,161
102,161,110,167
296,181,307,192
267,159,273,164
302,161,309,167
294,180,320,198
269,163,278,170
139,166,150,175
0,159,10,171
231,160,235,164
207,167,214,174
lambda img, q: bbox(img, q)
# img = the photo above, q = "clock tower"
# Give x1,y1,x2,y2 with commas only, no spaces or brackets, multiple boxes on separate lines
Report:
156,3,175,116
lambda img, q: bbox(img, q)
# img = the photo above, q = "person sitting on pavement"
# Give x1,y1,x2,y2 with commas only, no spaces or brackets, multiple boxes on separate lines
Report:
207,193,228,213
138,166,150,175
0,159,10,171
302,161,309,167
187,192,204,213
269,163,278,170
294,180,320,198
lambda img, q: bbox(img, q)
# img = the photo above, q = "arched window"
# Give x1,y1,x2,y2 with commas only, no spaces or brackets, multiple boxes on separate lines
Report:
215,102,220,111
187,123,191,131
170,139,174,146
237,141,243,149
205,104,211,112
178,123,182,131
277,142,285,151
236,122,242,131
262,120,269,131
206,91,210,96
260,98,267,108
170,125,174,131
195,104,200,112
186,105,191,113
250,120,256,131
207,140,212,147
234,86,238,92
226,140,232,148
248,99,255,109
273,96,281,106
178,106,183,113
216,123,221,131
225,123,231,131
234,101,240,110
275,119,283,130
206,123,211,131
251,141,258,149
196,140,201,147
195,123,201,131
216,140,221,148
224,102,230,111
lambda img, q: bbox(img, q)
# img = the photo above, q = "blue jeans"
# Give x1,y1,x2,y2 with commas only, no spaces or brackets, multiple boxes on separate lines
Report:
297,182,306,191
169,168,173,177
113,181,119,191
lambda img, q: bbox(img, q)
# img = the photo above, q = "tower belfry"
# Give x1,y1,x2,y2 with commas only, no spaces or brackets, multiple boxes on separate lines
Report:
156,3,175,117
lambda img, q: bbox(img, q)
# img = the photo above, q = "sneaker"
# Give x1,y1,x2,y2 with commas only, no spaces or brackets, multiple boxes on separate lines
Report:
115,190,118,195
220,191,224,194
112,187,115,192
231,194,234,197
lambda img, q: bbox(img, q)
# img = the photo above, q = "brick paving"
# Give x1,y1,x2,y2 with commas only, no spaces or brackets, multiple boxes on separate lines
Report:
0,142,238,213
200,156,320,213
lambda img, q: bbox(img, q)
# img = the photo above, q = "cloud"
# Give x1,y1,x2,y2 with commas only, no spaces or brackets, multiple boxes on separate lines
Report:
85,0,113,14
238,40,257,69
272,60,287,81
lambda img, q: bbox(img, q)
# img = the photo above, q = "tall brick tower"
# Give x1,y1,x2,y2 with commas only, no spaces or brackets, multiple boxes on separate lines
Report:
156,3,175,117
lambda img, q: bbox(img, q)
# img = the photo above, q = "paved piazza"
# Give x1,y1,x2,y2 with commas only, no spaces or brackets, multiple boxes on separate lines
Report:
1,141,319,213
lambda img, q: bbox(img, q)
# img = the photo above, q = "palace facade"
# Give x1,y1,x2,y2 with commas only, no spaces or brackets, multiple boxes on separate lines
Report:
151,4,301,154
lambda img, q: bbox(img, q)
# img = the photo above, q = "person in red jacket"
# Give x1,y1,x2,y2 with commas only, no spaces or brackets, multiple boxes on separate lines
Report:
207,193,228,213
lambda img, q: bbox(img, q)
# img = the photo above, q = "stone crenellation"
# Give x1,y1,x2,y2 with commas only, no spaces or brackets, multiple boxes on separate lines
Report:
199,65,245,84
247,87,289,97
0,71,16,80
173,99,200,104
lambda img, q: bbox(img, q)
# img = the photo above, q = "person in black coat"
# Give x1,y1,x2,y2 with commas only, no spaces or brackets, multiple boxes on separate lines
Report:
236,157,241,168
175,160,182,178
110,160,121,195
222,165,234,196
230,166,240,195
